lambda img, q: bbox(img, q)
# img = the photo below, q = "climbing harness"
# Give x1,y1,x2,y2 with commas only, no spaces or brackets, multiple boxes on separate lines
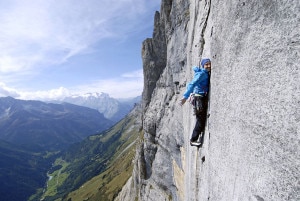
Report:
188,93,208,116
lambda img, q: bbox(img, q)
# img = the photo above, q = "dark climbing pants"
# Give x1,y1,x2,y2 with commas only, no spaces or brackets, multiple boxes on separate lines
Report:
191,96,208,142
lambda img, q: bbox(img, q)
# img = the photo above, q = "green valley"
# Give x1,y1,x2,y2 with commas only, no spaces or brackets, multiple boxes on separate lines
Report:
36,105,142,201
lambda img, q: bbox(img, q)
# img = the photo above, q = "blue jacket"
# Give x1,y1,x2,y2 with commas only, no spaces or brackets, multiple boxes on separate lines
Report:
183,66,210,99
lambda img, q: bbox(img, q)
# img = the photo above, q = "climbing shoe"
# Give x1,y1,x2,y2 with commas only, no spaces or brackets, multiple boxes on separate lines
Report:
190,140,202,147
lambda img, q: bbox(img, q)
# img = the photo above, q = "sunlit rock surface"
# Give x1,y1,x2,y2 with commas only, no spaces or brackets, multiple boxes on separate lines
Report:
117,0,299,201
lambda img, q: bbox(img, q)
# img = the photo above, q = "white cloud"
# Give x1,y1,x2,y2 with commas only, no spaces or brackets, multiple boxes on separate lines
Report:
0,69,144,100
0,83,71,100
0,55,23,73
121,69,143,78
18,87,71,101
0,0,159,100
0,82,20,97
73,69,144,98
0,0,159,74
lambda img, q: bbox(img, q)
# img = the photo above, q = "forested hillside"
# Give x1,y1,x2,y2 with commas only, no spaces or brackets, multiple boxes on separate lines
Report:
36,104,142,201
0,140,56,201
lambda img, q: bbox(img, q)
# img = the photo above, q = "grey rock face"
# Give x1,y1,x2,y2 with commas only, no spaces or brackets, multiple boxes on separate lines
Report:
142,10,167,110
118,0,299,201
207,1,300,201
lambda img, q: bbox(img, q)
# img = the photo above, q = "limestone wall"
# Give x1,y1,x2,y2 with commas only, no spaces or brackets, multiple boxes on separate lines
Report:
117,0,299,200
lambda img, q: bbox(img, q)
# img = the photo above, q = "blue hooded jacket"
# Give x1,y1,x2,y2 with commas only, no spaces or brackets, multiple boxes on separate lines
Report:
183,66,210,99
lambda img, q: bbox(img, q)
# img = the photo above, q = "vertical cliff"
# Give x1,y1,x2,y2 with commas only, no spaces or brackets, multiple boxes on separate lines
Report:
117,0,299,201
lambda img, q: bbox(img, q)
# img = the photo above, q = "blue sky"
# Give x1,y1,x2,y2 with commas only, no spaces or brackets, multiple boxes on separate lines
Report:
0,0,161,100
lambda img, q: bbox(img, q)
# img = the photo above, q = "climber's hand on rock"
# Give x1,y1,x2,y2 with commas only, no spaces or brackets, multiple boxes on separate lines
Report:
179,98,186,106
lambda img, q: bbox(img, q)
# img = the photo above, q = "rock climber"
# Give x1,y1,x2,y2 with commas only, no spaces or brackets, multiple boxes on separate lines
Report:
179,58,211,146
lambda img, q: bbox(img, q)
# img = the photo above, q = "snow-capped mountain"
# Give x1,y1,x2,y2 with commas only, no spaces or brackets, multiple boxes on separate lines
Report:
62,92,141,122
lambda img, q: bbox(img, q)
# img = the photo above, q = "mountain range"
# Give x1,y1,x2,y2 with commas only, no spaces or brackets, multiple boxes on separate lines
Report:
61,92,141,123
0,95,140,201
0,96,113,151
35,104,142,201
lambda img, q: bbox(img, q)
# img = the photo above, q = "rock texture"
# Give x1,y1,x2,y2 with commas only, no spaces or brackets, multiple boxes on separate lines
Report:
117,0,299,201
